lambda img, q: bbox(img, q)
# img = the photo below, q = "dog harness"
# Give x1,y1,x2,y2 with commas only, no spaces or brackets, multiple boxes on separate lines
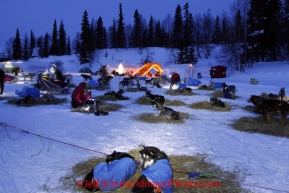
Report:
93,157,136,191
141,159,173,193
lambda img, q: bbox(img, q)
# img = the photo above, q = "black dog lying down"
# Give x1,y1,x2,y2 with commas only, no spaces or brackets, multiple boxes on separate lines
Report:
81,74,92,81
146,91,165,103
136,82,148,91
159,106,180,120
81,151,136,191
104,89,129,100
210,97,225,108
131,145,173,193
146,90,166,110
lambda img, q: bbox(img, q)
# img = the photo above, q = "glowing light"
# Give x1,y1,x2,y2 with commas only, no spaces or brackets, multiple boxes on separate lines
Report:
118,63,124,74
172,84,178,89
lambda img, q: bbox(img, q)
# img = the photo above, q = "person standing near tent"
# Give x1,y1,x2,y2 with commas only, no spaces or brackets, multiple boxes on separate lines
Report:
50,64,64,85
99,65,108,77
0,67,5,95
169,72,180,89
71,82,93,108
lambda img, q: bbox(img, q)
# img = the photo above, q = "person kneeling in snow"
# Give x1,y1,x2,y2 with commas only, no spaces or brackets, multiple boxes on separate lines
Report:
169,73,180,89
222,83,235,99
71,82,94,108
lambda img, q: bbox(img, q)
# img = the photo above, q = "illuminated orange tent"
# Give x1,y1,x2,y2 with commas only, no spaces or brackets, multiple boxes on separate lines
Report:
133,63,163,76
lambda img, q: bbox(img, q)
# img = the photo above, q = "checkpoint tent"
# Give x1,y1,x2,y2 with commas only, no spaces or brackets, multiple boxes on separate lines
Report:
133,63,163,76
184,64,196,78
78,67,92,73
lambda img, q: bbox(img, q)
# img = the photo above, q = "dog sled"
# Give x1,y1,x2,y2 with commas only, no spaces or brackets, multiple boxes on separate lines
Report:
37,71,71,97
4,74,18,83
18,72,36,82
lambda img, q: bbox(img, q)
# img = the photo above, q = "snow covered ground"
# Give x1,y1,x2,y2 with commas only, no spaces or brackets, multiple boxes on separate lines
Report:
1,47,289,193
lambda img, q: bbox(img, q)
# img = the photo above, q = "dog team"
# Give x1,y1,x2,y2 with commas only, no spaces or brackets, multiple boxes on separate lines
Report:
247,87,288,127
80,145,173,193
75,70,289,125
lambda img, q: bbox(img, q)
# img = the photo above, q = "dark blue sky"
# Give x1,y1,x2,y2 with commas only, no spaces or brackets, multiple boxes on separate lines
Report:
0,0,232,47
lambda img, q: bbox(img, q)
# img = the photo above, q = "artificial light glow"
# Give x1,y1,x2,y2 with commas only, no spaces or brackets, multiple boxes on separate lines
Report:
172,84,178,89
118,63,124,74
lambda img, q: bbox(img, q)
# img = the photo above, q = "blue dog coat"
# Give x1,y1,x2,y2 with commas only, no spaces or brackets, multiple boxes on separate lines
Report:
93,157,136,191
141,159,173,193
15,86,40,99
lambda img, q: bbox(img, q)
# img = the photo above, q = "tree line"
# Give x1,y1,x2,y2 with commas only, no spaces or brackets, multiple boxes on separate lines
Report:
3,0,289,72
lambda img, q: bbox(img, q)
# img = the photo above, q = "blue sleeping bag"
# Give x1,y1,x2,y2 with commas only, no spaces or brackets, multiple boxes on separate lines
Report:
93,157,136,191
141,159,173,193
15,86,41,99
88,79,99,88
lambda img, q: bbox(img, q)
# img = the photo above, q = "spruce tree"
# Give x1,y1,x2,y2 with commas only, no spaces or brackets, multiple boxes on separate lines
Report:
90,19,97,51
154,20,163,47
29,30,36,58
79,10,92,64
96,17,106,49
12,28,22,60
182,3,194,63
283,0,289,57
221,18,228,43
235,10,243,43
202,9,214,58
43,33,50,58
264,0,282,61
172,4,183,49
212,16,221,44
50,19,59,55
247,0,282,61
147,16,154,46
183,3,193,47
5,38,13,59
72,33,81,54
67,36,71,55
142,28,148,48
37,36,43,58
102,27,108,49
22,35,29,61
132,9,142,48
58,20,67,55
117,3,126,48
109,19,118,48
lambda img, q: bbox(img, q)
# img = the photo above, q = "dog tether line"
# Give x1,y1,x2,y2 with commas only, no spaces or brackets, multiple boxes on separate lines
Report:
0,122,109,156
2,122,289,193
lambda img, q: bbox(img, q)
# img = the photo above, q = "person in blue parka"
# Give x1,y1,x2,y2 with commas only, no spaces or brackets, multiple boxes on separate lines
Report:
222,83,234,99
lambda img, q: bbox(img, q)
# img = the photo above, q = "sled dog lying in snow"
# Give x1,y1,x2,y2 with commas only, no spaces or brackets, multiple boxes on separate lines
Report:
131,145,173,193
81,151,136,192
158,106,180,120
210,97,225,108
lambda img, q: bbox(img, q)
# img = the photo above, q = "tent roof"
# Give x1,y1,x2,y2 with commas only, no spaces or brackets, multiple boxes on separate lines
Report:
78,67,92,73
